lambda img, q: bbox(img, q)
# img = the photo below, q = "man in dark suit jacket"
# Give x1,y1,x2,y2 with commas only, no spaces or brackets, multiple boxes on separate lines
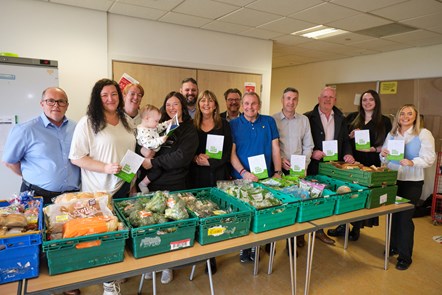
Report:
304,86,355,245
220,88,241,122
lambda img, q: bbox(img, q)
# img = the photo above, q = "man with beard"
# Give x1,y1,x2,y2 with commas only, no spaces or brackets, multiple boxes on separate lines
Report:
180,77,199,118
220,88,242,122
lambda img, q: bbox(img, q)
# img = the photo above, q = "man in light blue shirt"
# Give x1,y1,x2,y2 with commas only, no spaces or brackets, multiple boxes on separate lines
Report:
2,87,80,204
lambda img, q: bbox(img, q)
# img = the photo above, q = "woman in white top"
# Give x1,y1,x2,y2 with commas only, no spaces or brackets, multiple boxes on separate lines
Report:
69,78,136,198
380,104,435,271
70,78,136,295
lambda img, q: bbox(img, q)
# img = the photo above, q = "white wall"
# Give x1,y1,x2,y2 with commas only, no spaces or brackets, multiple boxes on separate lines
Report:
108,14,273,113
270,44,442,115
0,0,273,119
0,0,108,121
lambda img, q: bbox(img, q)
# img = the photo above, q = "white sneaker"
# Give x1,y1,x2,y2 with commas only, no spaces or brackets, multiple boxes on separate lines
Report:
161,269,173,284
103,281,120,295
144,271,154,280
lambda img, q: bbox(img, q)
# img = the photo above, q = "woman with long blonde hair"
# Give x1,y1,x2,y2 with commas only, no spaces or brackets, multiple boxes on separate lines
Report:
380,104,436,270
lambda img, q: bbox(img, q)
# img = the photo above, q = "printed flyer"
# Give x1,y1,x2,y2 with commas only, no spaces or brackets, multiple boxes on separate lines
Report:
322,140,338,161
206,134,224,159
248,154,268,179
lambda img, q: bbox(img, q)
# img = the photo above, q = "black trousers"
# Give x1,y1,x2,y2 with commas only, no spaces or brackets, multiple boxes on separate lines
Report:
391,180,423,264
21,180,78,205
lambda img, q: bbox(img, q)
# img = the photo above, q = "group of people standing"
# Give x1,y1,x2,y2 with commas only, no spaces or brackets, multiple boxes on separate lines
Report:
2,78,436,295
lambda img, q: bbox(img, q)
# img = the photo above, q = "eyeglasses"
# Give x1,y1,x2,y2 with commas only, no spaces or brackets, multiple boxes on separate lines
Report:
44,99,68,107
227,98,240,102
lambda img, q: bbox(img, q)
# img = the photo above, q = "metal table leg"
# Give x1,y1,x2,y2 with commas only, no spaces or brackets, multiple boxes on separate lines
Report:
384,213,392,270
267,241,277,274
344,223,350,250
288,238,295,295
253,246,260,276
152,271,156,295
305,231,315,295
206,259,215,295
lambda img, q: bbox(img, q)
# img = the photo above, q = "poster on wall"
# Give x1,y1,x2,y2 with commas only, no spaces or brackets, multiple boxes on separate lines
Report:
380,81,398,94
244,82,256,93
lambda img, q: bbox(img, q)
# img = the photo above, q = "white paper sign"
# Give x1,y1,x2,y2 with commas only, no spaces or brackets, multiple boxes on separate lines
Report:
248,154,268,179
0,116,16,152
115,150,145,183
387,139,405,161
379,193,388,204
206,134,224,159
290,155,306,176
355,129,370,151
322,140,338,161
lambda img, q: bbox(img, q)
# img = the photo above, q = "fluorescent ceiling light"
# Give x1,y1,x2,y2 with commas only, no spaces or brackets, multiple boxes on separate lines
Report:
291,25,347,39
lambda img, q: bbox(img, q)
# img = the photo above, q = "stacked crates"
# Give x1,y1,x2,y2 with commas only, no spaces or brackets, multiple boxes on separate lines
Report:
319,162,398,208
0,197,43,284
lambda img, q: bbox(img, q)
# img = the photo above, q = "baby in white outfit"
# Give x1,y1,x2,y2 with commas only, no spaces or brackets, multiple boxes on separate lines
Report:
136,104,169,193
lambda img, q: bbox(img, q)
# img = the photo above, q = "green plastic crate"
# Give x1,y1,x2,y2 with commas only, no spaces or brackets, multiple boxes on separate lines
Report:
319,162,397,187
172,188,252,245
365,185,398,208
42,229,129,275
219,183,299,233
114,195,197,259
306,175,369,215
296,197,336,222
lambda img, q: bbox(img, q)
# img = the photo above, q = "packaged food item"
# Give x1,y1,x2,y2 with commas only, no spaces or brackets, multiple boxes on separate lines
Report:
5,213,28,228
165,195,189,220
63,217,107,238
299,179,326,198
44,195,113,234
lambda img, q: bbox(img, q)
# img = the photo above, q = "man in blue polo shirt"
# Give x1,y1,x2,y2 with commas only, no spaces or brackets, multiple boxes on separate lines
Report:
230,91,282,262
2,87,80,205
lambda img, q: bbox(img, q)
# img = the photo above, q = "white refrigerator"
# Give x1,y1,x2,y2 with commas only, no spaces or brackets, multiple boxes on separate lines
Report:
0,56,59,198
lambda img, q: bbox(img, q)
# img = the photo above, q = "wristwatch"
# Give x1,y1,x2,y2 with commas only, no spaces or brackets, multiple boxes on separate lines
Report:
274,170,283,175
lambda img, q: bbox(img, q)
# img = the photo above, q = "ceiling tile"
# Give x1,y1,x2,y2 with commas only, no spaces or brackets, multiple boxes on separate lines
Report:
400,12,442,30
202,20,252,34
51,0,114,10
329,0,408,13
289,2,359,24
327,13,392,31
371,0,442,21
351,38,403,50
237,28,284,40
218,7,282,27
30,0,442,68
159,11,213,27
214,0,255,6
272,34,312,46
383,29,442,45
427,24,442,34
110,2,167,19
118,0,184,10
173,0,240,19
258,17,315,34
323,32,375,45
246,0,323,16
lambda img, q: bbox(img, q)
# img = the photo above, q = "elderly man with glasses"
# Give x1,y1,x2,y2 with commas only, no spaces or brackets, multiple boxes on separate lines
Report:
2,87,80,206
